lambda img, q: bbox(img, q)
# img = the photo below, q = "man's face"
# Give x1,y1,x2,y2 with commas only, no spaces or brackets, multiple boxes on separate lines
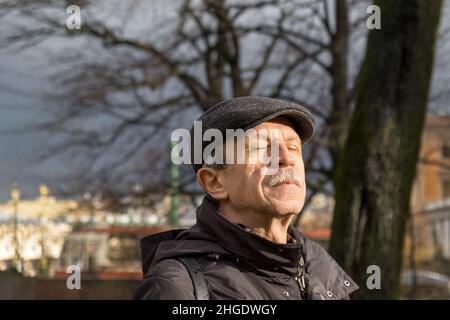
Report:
219,117,306,217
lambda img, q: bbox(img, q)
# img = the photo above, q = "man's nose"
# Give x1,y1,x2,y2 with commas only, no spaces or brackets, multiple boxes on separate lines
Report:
277,142,296,167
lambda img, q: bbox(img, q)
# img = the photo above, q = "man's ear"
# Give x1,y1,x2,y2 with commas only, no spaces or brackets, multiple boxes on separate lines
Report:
196,167,228,201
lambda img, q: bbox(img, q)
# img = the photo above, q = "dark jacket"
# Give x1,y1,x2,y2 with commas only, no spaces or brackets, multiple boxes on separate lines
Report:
133,197,359,300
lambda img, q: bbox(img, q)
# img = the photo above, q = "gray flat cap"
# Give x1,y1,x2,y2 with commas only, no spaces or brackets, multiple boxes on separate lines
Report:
190,96,315,172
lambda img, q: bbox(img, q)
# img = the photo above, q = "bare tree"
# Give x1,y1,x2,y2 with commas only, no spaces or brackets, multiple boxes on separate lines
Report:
0,0,371,203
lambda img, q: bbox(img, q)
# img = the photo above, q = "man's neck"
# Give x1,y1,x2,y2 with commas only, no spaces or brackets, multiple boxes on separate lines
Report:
218,202,293,244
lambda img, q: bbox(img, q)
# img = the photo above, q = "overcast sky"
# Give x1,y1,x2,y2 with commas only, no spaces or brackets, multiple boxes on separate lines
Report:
0,0,182,202
0,49,69,202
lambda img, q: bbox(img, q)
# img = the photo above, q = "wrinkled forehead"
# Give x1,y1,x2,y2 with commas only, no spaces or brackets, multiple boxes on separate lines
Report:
252,116,302,143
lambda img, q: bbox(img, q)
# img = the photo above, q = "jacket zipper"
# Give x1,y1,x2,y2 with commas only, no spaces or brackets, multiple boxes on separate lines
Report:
296,255,306,299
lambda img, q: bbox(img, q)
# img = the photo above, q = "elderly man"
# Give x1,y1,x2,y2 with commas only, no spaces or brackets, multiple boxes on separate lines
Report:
133,96,358,300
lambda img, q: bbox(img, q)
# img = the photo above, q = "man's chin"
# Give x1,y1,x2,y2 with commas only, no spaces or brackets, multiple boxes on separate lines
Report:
265,186,304,203
267,198,304,216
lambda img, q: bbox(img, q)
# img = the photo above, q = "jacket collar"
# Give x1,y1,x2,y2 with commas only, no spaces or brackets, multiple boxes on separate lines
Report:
195,196,359,298
196,196,304,275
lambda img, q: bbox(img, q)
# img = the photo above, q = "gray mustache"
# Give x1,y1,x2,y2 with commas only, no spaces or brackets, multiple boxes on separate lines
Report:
268,170,302,187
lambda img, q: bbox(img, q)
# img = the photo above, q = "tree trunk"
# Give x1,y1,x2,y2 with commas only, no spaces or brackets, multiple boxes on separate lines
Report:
329,0,443,299
328,0,350,174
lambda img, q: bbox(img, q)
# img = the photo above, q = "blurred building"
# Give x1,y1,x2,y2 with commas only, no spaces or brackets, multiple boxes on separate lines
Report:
409,115,450,264
0,186,203,278
55,226,166,280
0,193,75,276
52,193,202,279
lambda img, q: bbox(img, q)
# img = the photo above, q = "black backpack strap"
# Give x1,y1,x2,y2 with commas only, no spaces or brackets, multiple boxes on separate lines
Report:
176,257,210,300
